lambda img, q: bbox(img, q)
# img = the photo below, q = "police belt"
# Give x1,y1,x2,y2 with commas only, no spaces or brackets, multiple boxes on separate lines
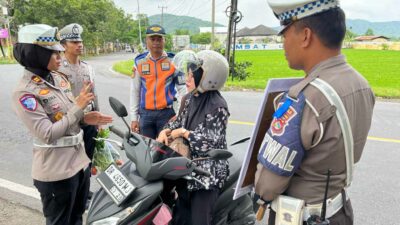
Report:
33,129,84,148
302,190,349,221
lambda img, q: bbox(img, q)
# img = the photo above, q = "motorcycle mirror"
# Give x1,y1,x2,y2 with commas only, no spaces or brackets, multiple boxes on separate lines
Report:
109,97,128,117
207,149,233,160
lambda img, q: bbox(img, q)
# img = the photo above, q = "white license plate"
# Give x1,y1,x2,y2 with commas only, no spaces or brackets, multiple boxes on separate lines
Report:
105,164,135,195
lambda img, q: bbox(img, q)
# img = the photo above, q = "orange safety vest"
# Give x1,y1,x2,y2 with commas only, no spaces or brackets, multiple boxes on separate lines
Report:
135,52,177,110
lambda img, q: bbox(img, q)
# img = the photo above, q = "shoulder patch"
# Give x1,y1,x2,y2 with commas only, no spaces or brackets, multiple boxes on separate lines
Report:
19,94,38,112
31,76,43,84
39,88,50,95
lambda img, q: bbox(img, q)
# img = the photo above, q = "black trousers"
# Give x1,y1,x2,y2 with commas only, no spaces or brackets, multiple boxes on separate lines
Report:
33,168,90,225
172,181,219,225
82,125,98,161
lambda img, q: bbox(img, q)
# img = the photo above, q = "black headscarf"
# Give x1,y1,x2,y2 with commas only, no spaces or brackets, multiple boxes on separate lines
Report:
14,43,54,82
184,63,228,130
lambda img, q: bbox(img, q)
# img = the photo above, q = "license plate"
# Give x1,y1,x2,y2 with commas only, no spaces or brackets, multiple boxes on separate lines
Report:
96,164,136,206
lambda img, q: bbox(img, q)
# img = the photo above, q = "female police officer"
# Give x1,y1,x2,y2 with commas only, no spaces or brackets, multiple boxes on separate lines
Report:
12,24,112,225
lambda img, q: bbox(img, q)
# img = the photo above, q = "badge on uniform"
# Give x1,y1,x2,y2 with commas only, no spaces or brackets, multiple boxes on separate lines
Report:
54,112,64,121
141,63,150,75
271,98,297,136
39,88,50,95
161,62,170,71
60,80,68,88
19,94,38,112
31,76,43,84
51,103,61,111
270,105,297,136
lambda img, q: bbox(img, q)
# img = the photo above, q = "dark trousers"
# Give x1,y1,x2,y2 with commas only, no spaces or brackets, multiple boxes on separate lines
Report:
82,125,98,161
172,182,219,225
33,168,90,225
139,108,175,139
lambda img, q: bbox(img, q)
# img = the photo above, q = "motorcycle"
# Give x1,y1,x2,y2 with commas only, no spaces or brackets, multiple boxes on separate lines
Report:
86,97,255,225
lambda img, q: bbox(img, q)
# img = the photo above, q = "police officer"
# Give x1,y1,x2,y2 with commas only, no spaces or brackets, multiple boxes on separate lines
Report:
130,24,186,139
254,1,375,224
58,23,99,162
12,24,112,225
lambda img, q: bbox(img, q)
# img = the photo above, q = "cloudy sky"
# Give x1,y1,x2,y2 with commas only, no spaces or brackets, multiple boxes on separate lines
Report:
114,0,400,29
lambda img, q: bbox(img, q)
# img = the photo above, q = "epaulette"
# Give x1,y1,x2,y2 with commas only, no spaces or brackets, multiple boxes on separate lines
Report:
52,70,69,80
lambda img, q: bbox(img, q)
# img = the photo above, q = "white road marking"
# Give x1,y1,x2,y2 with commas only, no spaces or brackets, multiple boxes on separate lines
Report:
0,178,40,200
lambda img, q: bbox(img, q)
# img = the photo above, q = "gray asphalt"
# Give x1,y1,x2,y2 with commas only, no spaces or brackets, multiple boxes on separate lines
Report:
0,52,399,225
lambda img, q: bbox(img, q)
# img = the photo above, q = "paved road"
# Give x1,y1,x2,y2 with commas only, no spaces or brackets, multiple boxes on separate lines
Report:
1,53,399,225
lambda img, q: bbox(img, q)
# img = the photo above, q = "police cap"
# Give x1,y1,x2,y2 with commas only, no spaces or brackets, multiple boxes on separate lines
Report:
17,24,64,51
267,0,340,34
59,23,83,42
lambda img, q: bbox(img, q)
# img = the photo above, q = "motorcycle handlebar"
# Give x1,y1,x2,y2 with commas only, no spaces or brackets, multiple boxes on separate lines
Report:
109,125,125,139
193,167,211,177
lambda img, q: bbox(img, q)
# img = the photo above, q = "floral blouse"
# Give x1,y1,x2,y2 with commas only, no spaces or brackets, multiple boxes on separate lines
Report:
164,96,230,191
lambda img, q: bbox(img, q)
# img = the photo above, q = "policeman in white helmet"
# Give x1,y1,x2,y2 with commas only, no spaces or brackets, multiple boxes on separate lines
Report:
157,50,230,225
12,24,113,225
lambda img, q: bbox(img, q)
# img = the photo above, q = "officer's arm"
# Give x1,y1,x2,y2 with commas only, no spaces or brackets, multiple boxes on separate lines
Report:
13,91,84,144
255,163,291,201
254,100,322,201
130,68,141,122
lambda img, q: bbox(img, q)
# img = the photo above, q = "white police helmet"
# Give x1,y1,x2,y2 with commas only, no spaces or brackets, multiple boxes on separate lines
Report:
17,24,64,51
195,50,229,93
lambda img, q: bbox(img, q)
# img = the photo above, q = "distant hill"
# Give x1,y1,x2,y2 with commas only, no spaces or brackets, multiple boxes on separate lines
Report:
272,19,400,38
149,14,400,38
148,14,224,34
346,19,400,38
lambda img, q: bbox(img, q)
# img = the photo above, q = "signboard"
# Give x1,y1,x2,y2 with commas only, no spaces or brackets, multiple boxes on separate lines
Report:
96,164,136,206
233,78,302,200
0,29,9,39
234,43,283,51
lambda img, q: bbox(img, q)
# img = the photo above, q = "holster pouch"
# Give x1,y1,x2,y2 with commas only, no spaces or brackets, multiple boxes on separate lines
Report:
271,195,305,225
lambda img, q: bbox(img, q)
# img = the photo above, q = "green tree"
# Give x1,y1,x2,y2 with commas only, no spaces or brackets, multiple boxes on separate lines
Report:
190,32,211,44
175,29,190,35
365,28,374,36
9,0,142,53
345,29,357,41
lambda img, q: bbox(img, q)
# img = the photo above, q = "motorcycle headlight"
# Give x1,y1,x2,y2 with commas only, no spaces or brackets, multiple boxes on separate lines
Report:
90,200,143,225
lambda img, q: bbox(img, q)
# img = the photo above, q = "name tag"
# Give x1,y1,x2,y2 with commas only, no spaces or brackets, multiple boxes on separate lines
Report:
161,62,170,71
141,63,150,75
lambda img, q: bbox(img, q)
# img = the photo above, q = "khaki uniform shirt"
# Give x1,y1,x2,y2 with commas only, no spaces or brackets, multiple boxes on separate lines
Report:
58,57,99,112
255,55,375,204
13,70,90,182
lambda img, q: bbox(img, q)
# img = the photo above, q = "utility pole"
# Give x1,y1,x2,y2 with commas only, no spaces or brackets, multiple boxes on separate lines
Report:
211,0,215,50
137,0,143,48
225,0,238,60
158,5,167,27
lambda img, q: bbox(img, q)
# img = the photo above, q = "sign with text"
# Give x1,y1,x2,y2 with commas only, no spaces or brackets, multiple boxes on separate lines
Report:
234,43,283,51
